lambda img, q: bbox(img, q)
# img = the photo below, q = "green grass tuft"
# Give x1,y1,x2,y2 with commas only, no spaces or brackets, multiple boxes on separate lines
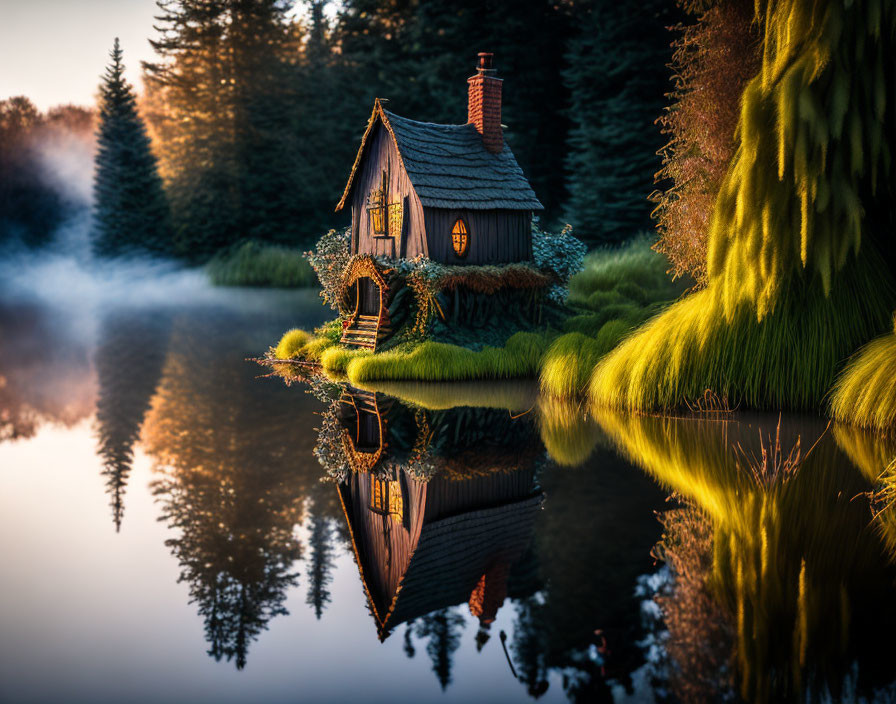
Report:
320,345,371,375
343,332,550,384
207,240,317,288
568,235,684,309
830,333,896,431
274,328,311,360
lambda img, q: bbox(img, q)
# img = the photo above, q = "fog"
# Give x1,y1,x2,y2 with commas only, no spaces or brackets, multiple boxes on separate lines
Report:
0,122,313,362
0,118,279,316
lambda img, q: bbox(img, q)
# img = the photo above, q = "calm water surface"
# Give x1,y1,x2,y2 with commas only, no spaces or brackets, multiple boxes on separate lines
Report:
3,284,896,703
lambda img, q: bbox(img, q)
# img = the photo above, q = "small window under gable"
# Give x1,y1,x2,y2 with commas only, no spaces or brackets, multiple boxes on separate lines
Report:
367,171,388,235
367,169,403,238
370,475,404,522
451,218,469,258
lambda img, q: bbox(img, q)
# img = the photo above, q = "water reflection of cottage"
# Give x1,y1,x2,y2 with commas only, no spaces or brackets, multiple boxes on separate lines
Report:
334,384,543,641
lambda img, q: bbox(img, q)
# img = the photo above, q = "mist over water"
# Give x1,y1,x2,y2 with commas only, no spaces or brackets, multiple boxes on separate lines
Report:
0,124,296,320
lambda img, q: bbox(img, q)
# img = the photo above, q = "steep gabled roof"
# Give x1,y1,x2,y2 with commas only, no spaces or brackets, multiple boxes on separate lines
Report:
336,99,543,212
382,495,542,638
337,480,542,641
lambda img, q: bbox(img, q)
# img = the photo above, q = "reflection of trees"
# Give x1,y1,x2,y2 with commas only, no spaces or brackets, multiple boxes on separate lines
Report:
406,609,466,690
0,302,95,442
94,310,171,530
305,483,336,619
507,449,666,703
143,313,326,669
597,411,896,703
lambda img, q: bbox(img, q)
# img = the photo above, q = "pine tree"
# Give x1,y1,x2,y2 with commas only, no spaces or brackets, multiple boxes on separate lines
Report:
562,0,678,244
93,38,172,258
412,608,465,690
143,0,307,259
94,310,171,531
305,486,335,619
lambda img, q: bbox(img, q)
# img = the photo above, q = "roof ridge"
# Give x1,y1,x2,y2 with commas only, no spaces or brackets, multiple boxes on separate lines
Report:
336,100,543,213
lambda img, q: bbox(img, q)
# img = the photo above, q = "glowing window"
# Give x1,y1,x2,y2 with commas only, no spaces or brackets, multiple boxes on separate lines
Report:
371,476,388,512
368,170,388,235
451,219,469,258
370,475,403,521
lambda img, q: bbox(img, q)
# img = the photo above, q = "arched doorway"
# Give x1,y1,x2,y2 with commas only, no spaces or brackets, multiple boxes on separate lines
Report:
339,255,391,350
355,276,382,317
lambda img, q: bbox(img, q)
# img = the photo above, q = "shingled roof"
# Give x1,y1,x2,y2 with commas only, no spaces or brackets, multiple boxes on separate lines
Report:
336,99,543,212
337,484,543,641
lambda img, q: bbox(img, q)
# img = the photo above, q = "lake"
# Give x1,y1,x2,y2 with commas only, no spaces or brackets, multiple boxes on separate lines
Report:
2,281,896,703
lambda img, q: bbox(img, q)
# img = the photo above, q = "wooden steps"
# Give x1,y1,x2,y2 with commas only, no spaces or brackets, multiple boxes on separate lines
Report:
341,314,380,349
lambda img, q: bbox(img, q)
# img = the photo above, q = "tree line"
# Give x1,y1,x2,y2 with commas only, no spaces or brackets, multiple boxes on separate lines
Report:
4,0,685,260
0,99,94,250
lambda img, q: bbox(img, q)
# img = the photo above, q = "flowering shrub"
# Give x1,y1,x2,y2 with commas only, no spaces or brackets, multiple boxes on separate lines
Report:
531,221,587,303
305,228,351,309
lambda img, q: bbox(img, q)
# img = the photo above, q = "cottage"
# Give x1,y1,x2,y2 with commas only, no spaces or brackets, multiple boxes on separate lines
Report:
332,384,543,642
334,53,545,349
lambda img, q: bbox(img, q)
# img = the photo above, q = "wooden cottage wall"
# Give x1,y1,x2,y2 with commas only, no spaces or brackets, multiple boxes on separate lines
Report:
346,470,427,616
423,208,531,264
351,124,427,259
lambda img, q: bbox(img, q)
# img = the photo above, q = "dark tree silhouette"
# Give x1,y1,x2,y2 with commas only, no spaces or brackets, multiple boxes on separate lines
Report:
305,485,336,619
94,310,171,531
563,0,678,244
0,97,83,248
93,38,172,258
412,608,465,690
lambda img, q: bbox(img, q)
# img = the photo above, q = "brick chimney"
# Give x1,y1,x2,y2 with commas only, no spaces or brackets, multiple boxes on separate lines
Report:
467,52,503,154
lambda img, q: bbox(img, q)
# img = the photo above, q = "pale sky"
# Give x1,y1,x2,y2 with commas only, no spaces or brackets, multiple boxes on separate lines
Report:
0,0,162,111
0,1,329,112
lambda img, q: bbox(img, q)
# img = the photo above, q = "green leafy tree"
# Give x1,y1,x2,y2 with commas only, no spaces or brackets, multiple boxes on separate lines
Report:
563,0,678,244
93,38,172,258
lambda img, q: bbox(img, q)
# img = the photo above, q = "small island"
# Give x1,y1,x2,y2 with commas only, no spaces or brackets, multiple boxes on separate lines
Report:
265,54,682,394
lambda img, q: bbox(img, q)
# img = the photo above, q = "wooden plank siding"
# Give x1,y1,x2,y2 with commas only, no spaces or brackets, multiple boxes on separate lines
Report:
424,207,532,264
344,469,427,619
351,123,428,259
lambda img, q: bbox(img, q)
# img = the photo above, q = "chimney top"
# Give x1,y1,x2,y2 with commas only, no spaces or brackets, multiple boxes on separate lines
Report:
467,52,503,153
476,52,495,75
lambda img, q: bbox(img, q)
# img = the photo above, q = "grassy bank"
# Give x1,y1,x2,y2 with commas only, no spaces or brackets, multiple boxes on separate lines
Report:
207,241,317,287
590,0,896,416
539,235,687,397
590,254,894,412
268,237,684,392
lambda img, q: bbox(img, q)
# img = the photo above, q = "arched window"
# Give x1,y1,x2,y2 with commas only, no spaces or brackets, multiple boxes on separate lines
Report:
451,219,469,258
